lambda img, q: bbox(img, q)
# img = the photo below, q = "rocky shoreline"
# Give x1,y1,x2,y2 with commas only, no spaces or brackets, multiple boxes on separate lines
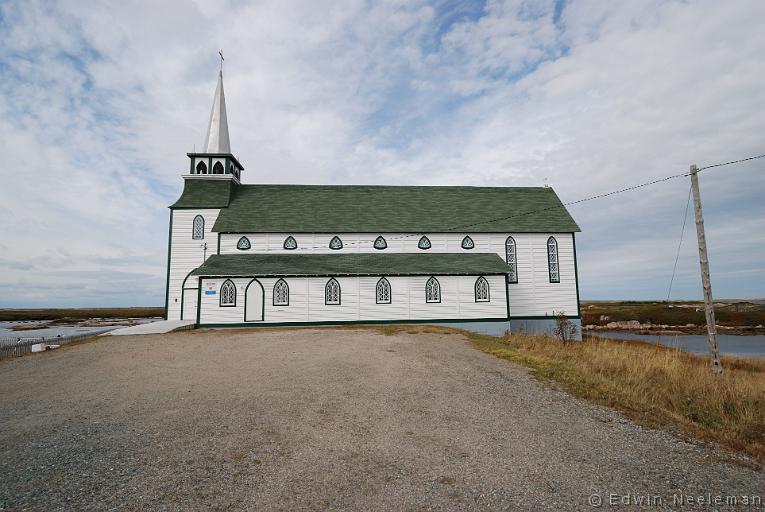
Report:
583,320,765,336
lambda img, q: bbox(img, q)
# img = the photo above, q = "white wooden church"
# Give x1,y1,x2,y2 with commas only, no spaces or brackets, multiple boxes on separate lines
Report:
164,71,582,337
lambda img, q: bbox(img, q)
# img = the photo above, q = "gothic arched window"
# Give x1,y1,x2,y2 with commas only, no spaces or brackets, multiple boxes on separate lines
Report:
461,236,474,250
237,236,251,250
418,236,431,250
220,279,236,307
425,277,440,303
505,236,518,284
273,279,289,306
474,276,490,302
376,277,391,304
374,236,387,250
547,236,560,283
325,278,341,305
196,161,207,174
329,236,343,250
213,161,224,174
192,215,204,240
283,236,297,250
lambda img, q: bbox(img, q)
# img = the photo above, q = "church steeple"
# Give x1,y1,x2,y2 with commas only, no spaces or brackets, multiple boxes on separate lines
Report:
203,71,231,153
186,66,243,183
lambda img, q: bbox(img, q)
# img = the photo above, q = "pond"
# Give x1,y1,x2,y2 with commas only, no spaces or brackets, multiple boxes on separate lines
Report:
587,331,765,358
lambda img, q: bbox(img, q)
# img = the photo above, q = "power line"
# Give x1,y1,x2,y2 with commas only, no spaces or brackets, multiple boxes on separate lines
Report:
667,183,692,301
696,153,765,172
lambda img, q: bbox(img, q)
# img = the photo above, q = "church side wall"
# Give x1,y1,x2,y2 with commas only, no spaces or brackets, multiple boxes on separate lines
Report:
217,232,579,319
506,233,578,318
166,209,220,321
197,275,507,325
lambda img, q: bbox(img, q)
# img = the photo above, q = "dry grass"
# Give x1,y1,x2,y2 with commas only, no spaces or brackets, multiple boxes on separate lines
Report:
581,300,765,327
471,332,765,462
0,307,164,322
375,324,765,462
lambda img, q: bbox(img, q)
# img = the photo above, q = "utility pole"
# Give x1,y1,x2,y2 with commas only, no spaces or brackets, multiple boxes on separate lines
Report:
689,164,723,375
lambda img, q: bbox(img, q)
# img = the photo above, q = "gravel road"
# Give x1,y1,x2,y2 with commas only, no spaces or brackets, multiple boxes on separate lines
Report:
0,328,762,511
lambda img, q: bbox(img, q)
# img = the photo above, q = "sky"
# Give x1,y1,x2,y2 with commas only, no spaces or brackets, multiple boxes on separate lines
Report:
0,0,763,308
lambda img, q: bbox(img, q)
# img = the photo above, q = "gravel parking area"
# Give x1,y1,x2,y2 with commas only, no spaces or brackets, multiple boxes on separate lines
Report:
1,328,762,511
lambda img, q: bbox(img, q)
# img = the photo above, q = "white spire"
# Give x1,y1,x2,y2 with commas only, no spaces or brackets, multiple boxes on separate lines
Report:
203,71,231,153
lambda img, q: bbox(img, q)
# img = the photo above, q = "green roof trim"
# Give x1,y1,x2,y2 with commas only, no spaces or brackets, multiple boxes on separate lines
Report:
170,179,235,209
209,185,579,233
191,253,511,277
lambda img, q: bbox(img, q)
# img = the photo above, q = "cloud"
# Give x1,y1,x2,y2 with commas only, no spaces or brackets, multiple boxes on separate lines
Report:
0,0,763,307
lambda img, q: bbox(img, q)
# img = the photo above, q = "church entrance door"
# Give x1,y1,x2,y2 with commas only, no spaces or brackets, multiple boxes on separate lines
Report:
245,279,264,322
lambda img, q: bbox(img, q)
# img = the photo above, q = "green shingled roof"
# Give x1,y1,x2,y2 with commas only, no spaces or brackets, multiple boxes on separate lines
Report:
191,253,510,277
170,179,235,208
171,183,580,233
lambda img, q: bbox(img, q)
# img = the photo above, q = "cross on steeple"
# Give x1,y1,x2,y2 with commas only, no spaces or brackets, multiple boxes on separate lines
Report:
185,58,243,183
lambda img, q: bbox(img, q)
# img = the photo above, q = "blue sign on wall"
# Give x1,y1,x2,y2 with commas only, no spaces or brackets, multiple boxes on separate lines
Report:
205,290,216,295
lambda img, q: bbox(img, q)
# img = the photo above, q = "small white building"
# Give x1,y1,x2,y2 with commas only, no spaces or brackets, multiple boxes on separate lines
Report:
164,72,582,337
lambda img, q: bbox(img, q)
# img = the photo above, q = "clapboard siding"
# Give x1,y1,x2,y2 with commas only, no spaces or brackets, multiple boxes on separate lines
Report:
198,275,507,324
506,233,578,317
216,232,578,317
167,209,220,320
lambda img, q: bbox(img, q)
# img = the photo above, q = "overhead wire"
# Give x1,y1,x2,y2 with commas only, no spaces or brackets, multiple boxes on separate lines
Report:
666,184,692,301
221,153,764,253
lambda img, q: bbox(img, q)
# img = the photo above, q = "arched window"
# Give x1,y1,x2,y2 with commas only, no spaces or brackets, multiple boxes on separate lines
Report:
237,236,251,250
376,277,391,304
273,279,289,306
418,236,431,250
213,161,224,174
474,276,490,302
425,277,440,303
325,278,341,305
220,279,236,307
192,215,205,240
283,236,298,250
547,236,560,283
461,236,474,250
505,236,518,284
329,236,343,250
373,236,387,250
196,161,207,174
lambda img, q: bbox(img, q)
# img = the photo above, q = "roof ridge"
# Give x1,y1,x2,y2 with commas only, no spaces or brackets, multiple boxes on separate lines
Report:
235,184,554,190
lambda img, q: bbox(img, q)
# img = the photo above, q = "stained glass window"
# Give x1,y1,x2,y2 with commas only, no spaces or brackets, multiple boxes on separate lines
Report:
506,236,517,283
425,277,440,303
329,236,343,250
273,279,289,306
237,236,251,250
192,215,204,240
547,236,560,283
325,278,341,305
376,278,391,304
220,279,236,307
374,236,387,250
283,236,297,250
474,276,490,302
